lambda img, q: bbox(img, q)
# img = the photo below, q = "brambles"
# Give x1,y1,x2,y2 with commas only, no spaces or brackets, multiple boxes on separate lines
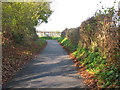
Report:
60,2,120,88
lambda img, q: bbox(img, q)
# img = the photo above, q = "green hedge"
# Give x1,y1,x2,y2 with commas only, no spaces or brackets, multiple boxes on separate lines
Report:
57,37,120,88
57,37,77,53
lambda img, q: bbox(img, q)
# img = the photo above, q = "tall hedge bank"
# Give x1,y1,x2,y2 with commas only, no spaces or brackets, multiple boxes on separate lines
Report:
61,14,120,88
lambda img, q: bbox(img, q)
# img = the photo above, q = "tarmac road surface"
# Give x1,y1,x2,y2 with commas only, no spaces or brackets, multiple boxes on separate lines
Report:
3,40,88,88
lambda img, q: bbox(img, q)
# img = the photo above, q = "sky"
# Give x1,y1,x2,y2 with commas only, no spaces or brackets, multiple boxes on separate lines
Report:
35,0,119,32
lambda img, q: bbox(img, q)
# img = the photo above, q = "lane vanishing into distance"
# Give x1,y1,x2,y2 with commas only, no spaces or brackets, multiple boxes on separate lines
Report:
3,40,88,88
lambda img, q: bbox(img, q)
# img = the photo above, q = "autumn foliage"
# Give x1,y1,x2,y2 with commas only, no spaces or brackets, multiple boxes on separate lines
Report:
60,8,120,88
2,2,52,84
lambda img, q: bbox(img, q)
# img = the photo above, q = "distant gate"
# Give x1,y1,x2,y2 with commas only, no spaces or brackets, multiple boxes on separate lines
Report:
36,31,61,37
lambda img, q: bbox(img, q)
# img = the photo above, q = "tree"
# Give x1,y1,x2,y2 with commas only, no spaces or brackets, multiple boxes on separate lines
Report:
2,2,52,44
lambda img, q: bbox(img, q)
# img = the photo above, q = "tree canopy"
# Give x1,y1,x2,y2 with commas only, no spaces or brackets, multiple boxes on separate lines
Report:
2,2,52,44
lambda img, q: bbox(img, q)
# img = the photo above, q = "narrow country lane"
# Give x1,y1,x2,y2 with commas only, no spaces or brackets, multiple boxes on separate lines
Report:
3,40,88,88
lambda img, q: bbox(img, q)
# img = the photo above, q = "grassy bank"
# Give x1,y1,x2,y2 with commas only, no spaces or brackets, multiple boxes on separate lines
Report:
2,2,52,84
55,37,119,88
2,37,46,84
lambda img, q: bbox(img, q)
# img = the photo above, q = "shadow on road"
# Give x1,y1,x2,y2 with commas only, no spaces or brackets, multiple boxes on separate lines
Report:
3,40,87,88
